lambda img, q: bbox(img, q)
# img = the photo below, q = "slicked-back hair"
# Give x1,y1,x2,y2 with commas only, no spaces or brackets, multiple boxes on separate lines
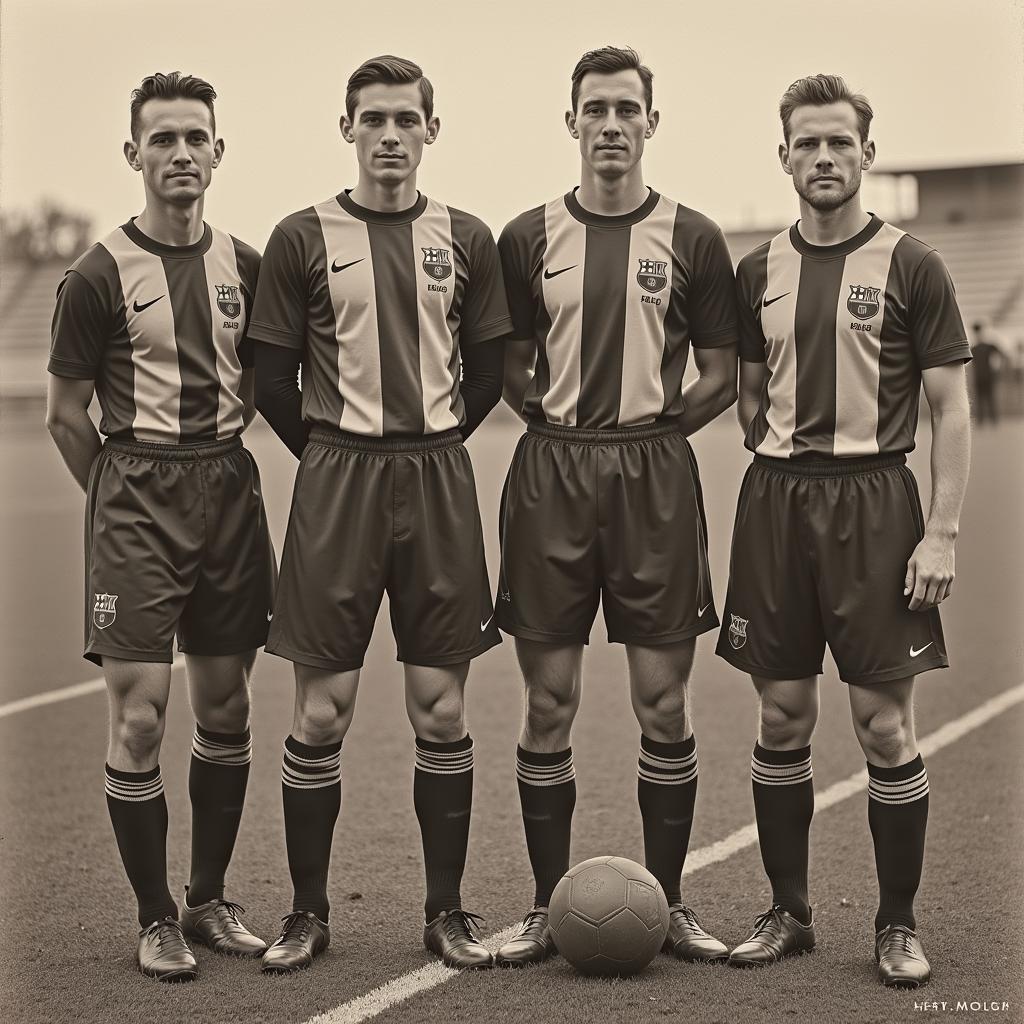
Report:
571,46,653,114
779,74,873,143
130,72,217,141
345,55,434,121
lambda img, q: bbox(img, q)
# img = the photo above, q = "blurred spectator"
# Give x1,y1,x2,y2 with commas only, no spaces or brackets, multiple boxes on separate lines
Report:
969,320,1005,426
0,201,91,263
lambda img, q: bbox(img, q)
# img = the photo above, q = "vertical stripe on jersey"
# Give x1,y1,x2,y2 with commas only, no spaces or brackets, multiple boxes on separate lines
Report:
103,230,182,442
540,200,587,424
619,195,675,426
202,229,247,438
316,200,377,433
368,222,423,434
755,234,802,458
410,199,460,432
876,230,918,453
832,224,902,456
578,224,631,426
791,256,846,456
163,255,218,439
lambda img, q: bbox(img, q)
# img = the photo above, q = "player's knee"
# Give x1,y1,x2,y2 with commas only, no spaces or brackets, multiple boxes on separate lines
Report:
856,708,911,764
413,690,466,743
525,685,578,736
759,696,815,746
199,686,251,732
114,703,165,760
632,689,687,741
293,698,349,746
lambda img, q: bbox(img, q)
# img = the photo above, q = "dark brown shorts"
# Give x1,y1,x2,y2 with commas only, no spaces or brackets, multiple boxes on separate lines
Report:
84,436,277,665
715,454,947,684
496,420,718,645
267,427,500,672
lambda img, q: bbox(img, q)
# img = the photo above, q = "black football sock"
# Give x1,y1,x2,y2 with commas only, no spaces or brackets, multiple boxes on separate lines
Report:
186,725,252,906
637,734,698,905
105,764,177,927
516,745,576,907
281,735,342,922
414,734,474,922
751,742,814,925
868,755,929,932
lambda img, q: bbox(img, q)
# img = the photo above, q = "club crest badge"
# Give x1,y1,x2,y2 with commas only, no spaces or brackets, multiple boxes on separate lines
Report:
421,247,452,281
728,613,748,650
847,285,880,321
637,258,668,294
215,284,241,318
94,592,118,630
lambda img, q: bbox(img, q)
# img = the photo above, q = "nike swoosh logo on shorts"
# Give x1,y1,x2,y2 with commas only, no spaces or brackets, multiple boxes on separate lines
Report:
480,615,493,632
267,611,273,622
762,292,790,308
331,258,364,273
133,296,164,312
698,603,711,617
543,265,576,280
909,642,933,657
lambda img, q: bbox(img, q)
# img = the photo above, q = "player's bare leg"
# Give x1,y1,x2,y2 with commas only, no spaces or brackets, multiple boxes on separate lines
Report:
849,676,931,987
405,663,492,969
627,640,727,962
180,652,266,957
729,676,818,968
262,664,359,974
495,640,582,966
104,657,196,981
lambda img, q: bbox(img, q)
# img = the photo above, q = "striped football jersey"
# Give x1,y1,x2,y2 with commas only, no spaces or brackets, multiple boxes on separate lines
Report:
498,189,738,428
738,215,971,458
48,220,259,444
248,191,512,437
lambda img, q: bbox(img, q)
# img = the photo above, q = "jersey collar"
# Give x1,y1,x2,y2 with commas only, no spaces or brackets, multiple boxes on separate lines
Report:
789,213,885,259
336,189,428,225
122,219,213,259
564,187,660,228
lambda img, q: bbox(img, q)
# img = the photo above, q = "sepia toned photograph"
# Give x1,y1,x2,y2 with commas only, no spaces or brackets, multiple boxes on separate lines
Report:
1,1,1021,1021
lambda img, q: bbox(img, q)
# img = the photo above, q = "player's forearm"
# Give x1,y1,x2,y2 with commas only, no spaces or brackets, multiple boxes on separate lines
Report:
678,372,737,437
737,392,760,433
925,402,971,540
502,370,531,423
459,337,504,439
254,343,309,459
46,410,101,492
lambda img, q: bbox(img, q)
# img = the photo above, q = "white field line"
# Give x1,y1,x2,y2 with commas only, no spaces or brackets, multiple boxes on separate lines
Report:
305,681,1024,1024
0,658,184,720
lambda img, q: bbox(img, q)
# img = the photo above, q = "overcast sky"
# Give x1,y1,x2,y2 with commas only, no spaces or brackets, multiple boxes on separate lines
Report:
2,0,1022,248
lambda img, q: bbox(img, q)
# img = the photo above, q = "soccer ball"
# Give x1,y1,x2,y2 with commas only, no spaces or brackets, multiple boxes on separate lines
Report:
548,856,670,976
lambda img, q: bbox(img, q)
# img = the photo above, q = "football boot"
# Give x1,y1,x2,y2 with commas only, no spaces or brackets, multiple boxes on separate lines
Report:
181,894,267,957
662,904,729,962
137,917,198,982
423,909,493,969
261,911,331,974
494,907,557,967
728,906,816,967
875,924,931,988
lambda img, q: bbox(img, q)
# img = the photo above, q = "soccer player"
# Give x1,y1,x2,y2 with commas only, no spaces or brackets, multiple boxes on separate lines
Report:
46,73,276,981
494,46,738,967
717,75,971,988
250,55,510,973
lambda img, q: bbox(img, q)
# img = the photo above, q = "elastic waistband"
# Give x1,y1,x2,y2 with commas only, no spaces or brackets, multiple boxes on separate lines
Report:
526,418,682,445
753,452,906,477
103,435,243,462
309,426,463,454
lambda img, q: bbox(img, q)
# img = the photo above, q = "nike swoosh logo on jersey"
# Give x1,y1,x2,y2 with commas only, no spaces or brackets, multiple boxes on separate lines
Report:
480,615,494,632
909,642,933,657
698,603,711,617
133,296,164,313
331,258,365,273
762,292,790,308
544,265,577,280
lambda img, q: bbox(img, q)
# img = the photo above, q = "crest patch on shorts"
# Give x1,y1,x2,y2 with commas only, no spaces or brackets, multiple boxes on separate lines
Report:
94,592,118,630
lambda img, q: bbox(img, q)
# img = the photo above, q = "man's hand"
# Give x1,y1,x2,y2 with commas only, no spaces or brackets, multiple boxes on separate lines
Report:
904,532,955,611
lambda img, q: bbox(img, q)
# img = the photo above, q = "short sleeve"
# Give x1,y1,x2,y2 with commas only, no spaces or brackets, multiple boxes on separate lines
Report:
735,263,767,363
497,222,537,341
248,225,307,350
909,250,971,368
48,271,111,379
460,222,513,346
690,229,739,348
